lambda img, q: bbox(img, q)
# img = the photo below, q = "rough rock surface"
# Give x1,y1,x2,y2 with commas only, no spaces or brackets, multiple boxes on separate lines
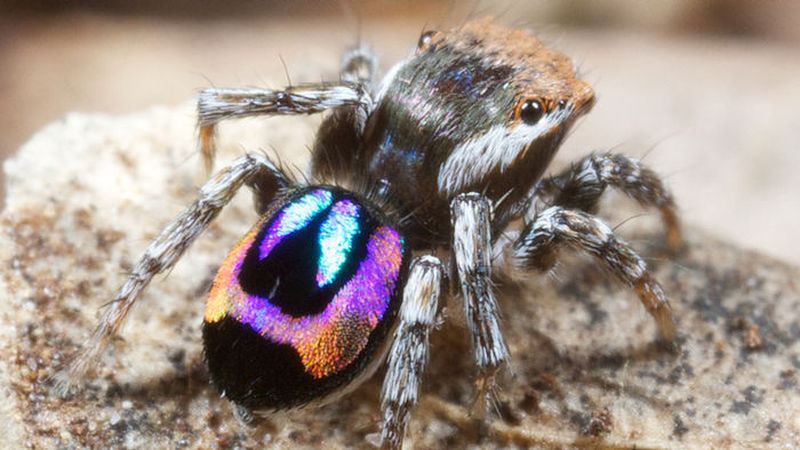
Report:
1,106,799,449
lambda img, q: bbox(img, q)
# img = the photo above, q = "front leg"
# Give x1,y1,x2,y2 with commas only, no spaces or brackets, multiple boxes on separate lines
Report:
537,152,682,251
508,206,676,342
197,82,371,173
450,193,510,403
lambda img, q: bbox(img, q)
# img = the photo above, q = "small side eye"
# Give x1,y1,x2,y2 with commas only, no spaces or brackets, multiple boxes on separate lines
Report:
516,98,545,125
417,30,437,51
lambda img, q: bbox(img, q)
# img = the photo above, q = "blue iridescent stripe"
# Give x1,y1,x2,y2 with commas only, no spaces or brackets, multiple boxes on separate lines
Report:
259,189,332,260
316,200,360,287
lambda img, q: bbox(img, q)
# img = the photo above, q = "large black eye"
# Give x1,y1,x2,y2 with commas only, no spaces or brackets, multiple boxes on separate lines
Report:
517,99,544,125
417,30,437,51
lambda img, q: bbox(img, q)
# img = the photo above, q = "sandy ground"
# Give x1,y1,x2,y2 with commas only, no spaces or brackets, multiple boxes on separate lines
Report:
1,13,798,265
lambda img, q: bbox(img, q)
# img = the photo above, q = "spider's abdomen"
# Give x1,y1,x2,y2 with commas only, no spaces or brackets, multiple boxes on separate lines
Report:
203,187,409,410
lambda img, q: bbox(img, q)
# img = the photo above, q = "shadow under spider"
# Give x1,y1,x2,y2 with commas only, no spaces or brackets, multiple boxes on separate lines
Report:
103,354,210,403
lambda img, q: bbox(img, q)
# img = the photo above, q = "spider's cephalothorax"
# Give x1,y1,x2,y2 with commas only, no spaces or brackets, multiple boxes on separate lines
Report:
60,18,682,450
313,21,596,245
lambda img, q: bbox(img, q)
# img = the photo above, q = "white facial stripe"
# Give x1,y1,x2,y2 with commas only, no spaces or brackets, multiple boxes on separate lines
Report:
437,107,573,195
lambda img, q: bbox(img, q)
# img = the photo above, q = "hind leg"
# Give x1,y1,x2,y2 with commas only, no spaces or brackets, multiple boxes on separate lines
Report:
56,154,291,393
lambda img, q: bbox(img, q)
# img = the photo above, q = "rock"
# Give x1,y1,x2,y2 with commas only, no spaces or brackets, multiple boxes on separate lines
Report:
1,105,798,448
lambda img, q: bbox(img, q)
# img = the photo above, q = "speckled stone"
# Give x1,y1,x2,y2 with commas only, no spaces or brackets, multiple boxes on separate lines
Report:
1,105,798,448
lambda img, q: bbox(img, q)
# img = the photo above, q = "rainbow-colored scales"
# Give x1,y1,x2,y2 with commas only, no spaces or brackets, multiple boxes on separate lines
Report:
204,187,406,381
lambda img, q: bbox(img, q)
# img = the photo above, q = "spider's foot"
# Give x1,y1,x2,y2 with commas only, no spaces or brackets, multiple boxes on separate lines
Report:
634,273,677,343
233,403,258,426
198,124,216,176
662,207,684,254
50,370,80,399
470,369,501,419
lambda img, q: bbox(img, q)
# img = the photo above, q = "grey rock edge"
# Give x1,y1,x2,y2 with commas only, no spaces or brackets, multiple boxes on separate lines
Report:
1,106,798,448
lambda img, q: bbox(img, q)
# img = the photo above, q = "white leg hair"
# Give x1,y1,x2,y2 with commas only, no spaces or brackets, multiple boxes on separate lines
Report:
450,193,510,402
55,154,291,394
380,255,444,450
197,82,372,173
507,206,676,342
536,152,682,251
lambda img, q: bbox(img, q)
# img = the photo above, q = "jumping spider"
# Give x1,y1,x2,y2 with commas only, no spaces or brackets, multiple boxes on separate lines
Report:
60,19,681,449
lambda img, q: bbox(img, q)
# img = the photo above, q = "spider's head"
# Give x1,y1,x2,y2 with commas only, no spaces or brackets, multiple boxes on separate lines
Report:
370,18,595,198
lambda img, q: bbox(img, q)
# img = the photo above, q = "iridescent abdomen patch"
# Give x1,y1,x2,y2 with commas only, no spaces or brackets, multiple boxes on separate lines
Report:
202,186,409,409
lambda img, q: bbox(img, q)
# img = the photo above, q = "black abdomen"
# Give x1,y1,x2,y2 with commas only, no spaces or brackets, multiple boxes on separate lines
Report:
202,186,409,410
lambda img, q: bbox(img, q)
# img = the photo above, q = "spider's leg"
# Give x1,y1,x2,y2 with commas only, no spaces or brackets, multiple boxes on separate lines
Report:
380,256,444,450
55,154,291,394
507,206,676,342
197,82,371,173
536,152,681,251
450,193,510,404
340,42,379,85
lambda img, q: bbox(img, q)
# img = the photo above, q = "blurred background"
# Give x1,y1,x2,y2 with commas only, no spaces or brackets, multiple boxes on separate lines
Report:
1,0,799,263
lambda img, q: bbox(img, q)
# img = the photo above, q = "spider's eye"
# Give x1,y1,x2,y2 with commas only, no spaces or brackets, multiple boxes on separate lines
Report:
516,98,545,125
417,30,437,52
